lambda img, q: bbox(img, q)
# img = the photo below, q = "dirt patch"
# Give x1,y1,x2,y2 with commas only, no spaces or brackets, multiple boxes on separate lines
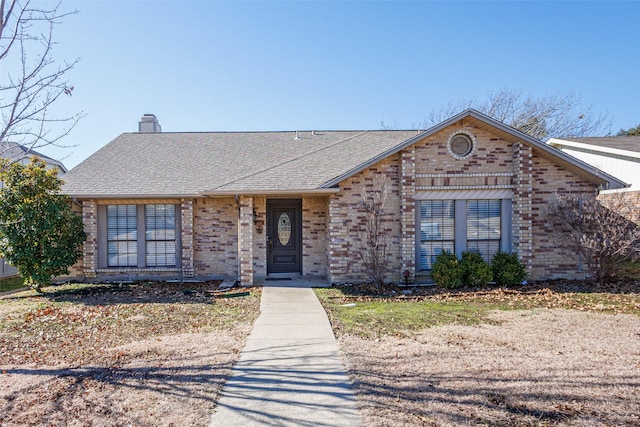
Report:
339,309,640,426
0,282,260,426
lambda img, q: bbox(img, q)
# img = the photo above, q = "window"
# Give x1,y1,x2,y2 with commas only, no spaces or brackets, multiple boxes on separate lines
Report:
418,198,509,270
419,200,455,270
107,205,137,267
145,204,176,267
466,200,501,263
447,130,477,160
103,204,179,268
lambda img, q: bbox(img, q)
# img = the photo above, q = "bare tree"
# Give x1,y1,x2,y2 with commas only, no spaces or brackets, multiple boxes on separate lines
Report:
547,193,640,283
1,0,82,166
423,88,611,140
357,174,392,290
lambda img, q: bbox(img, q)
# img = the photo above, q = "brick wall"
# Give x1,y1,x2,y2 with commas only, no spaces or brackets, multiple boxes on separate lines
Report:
400,145,416,282
415,125,514,181
238,196,254,285
302,196,329,277
598,189,640,224
328,155,402,284
529,156,597,280
82,200,97,278
180,199,195,277
512,142,533,273
253,196,267,277
193,197,238,277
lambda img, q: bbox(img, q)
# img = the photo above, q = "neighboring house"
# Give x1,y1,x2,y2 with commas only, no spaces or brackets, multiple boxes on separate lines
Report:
0,141,68,176
61,110,627,285
0,142,68,279
548,136,639,223
548,136,640,188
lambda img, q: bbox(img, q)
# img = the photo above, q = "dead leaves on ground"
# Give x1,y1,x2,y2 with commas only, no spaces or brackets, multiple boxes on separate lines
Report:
0,283,260,366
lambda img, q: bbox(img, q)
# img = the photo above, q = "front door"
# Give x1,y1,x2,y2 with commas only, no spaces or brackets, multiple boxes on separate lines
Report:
267,199,302,274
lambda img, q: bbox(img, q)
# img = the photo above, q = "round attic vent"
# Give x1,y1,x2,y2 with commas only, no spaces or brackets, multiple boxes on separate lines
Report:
447,130,476,159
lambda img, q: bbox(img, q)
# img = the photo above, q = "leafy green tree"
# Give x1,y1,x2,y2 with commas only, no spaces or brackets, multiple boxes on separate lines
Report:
0,157,85,292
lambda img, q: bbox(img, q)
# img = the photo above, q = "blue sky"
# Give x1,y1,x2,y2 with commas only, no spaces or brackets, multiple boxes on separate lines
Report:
33,0,640,169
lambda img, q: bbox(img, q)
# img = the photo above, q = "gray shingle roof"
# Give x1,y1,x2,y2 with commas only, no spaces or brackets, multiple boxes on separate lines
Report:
555,136,640,153
62,130,419,197
1,141,68,172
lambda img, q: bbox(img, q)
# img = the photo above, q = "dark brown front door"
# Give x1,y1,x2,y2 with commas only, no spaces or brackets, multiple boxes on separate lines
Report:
267,199,302,274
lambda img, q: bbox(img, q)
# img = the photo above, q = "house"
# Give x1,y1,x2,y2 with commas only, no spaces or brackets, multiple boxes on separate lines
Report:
0,141,68,176
548,136,639,222
0,142,68,279
61,110,627,285
548,136,640,188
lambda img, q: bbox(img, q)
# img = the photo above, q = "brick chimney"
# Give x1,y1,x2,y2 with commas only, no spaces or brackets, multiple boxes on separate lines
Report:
138,114,161,132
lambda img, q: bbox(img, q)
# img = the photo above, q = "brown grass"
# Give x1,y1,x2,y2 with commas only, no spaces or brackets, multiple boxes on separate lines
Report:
339,309,640,426
0,282,260,427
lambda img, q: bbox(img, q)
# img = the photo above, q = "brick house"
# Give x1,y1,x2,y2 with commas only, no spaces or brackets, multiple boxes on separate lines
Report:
62,110,627,285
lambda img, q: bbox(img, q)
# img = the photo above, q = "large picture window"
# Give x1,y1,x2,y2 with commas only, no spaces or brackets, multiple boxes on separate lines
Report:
103,204,179,268
418,198,509,270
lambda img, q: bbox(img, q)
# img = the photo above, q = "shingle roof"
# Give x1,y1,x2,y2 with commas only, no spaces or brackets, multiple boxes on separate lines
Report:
553,136,640,153
1,141,68,172
62,110,629,198
62,130,419,197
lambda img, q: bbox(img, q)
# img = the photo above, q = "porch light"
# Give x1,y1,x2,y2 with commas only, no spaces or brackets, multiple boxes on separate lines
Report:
255,221,264,234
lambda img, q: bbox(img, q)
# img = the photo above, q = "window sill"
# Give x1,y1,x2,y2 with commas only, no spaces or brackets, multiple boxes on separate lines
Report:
96,267,180,273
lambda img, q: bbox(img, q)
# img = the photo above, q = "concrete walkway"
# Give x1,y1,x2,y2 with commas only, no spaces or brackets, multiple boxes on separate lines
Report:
209,282,361,427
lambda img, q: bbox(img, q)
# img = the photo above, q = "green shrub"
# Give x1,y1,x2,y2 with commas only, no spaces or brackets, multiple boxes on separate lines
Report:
460,251,493,287
432,250,463,289
491,252,526,287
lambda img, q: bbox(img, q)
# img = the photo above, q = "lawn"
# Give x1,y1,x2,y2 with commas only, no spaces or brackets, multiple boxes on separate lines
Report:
0,276,25,293
0,282,260,426
316,282,640,426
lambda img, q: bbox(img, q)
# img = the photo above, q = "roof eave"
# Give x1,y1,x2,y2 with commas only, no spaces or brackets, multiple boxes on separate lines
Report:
64,193,204,200
202,188,340,197
64,188,343,199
